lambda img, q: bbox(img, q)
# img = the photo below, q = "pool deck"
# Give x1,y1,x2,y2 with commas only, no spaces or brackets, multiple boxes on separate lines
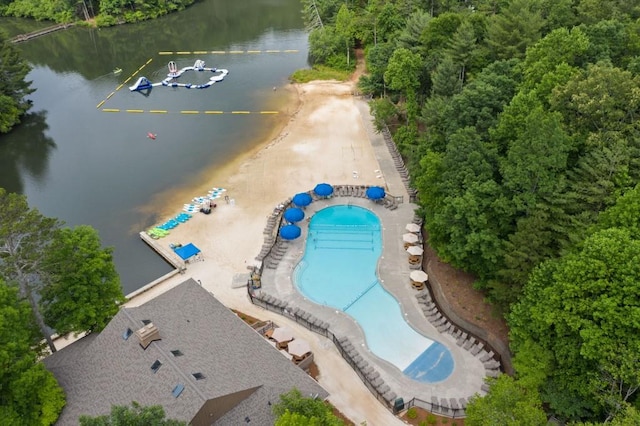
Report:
120,93,492,423
257,101,488,405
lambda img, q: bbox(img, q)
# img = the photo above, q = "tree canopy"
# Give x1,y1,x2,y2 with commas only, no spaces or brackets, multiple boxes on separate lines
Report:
0,282,65,425
465,375,547,426
7,0,640,422
0,30,35,133
302,0,640,422
272,388,344,426
40,225,124,336
79,402,186,425
0,189,124,352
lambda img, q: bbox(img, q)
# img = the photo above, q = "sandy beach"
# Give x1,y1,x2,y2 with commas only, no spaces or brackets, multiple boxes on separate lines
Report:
112,76,407,425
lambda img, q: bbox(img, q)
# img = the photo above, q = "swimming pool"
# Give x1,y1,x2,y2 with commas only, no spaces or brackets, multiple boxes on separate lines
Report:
294,205,454,383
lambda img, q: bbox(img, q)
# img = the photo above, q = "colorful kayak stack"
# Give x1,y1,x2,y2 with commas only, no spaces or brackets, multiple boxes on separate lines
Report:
147,187,226,239
147,212,193,239
183,187,226,213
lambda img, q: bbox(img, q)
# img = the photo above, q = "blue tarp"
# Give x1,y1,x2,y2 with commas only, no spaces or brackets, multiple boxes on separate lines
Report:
174,243,201,260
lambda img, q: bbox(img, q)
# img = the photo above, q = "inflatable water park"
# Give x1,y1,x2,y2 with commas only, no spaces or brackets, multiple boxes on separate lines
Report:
129,60,229,91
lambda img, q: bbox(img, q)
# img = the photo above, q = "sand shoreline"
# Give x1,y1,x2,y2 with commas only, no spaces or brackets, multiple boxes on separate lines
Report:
57,76,406,425
136,83,302,223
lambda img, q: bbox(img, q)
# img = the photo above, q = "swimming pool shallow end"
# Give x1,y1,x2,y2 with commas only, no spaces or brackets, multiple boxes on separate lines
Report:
403,342,455,383
295,205,455,383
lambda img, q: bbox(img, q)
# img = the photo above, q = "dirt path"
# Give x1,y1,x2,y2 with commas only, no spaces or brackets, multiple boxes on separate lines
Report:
351,48,366,83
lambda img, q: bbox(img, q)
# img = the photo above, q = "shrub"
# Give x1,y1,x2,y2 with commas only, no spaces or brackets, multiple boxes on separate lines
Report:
406,407,418,419
426,413,437,425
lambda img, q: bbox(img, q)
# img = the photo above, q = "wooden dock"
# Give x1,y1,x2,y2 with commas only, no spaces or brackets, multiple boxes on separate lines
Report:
139,231,186,271
10,23,75,43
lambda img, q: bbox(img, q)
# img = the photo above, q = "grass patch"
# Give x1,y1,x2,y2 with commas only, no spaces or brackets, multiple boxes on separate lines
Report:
290,66,351,83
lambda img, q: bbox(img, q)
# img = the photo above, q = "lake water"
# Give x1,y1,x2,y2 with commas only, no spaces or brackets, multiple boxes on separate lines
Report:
0,0,309,293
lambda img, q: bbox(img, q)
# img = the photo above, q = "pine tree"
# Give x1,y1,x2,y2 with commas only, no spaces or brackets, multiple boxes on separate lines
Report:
0,30,35,133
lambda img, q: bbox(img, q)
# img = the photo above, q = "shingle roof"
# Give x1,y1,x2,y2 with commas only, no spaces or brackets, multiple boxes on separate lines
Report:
44,279,328,425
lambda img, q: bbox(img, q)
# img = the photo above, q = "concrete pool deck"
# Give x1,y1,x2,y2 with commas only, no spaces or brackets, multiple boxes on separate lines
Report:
257,192,487,406
251,99,489,404
111,81,494,424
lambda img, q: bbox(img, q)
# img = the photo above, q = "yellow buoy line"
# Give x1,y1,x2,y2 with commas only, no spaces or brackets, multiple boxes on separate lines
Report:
158,49,299,55
96,58,153,109
96,50,295,110
100,109,279,115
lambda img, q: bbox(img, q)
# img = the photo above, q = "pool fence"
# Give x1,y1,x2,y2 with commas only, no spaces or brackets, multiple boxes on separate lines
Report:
247,283,468,418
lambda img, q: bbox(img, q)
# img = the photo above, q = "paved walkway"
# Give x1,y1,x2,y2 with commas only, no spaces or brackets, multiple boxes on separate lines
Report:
257,98,487,406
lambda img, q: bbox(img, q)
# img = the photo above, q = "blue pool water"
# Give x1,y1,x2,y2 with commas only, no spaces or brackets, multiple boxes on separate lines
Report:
294,205,454,383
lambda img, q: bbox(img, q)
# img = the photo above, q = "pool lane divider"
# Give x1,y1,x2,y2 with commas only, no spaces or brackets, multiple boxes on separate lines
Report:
342,281,378,312
96,58,153,109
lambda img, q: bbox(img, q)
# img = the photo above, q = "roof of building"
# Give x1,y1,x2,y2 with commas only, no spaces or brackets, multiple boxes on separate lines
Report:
44,279,328,425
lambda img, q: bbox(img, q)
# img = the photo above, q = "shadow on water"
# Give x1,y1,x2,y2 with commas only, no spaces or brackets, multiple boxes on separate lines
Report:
0,0,308,294
0,110,56,194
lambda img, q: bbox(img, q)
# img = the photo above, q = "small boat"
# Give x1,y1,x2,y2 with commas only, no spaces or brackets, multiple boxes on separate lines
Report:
113,67,123,75
147,132,157,140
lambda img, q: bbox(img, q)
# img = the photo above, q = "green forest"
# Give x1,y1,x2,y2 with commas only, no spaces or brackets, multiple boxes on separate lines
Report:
300,0,640,423
0,189,125,424
0,0,197,25
3,0,640,424
0,31,34,133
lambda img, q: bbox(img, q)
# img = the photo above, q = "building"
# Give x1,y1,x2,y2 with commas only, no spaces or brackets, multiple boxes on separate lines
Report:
44,279,328,425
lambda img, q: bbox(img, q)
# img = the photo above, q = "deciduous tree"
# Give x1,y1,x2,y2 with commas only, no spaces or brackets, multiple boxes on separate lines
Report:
0,190,123,351
79,402,186,425
0,30,35,133
465,375,547,426
40,225,125,336
0,189,61,351
272,389,343,425
509,228,640,421
0,283,65,425
384,47,422,123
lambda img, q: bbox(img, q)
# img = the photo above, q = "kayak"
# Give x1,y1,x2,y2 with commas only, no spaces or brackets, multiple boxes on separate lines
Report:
147,132,156,140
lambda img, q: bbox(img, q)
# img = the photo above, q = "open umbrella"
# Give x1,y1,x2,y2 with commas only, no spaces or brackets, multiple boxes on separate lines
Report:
292,192,312,207
314,183,334,197
271,327,295,343
287,338,312,358
407,246,424,256
410,270,429,283
403,233,419,244
280,224,301,240
283,207,305,223
406,223,421,233
366,186,386,200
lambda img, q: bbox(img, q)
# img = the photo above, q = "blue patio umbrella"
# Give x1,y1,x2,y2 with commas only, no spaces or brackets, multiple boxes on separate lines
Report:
292,192,312,207
283,207,305,223
313,183,334,197
280,224,302,240
366,186,386,200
